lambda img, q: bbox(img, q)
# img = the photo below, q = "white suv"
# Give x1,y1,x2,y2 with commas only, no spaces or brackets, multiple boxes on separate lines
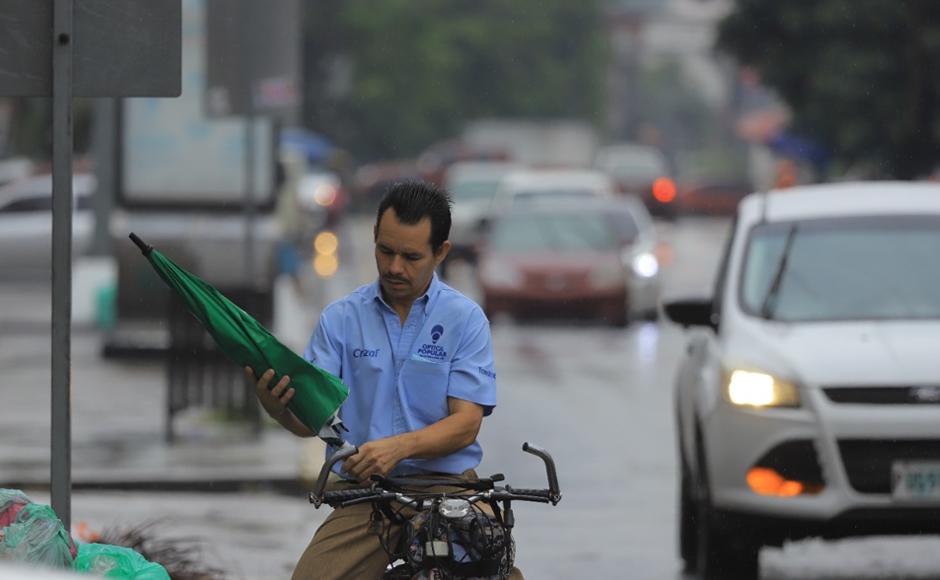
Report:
666,182,940,579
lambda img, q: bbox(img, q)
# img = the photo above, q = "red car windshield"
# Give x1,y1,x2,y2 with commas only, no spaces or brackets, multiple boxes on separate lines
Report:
490,212,616,253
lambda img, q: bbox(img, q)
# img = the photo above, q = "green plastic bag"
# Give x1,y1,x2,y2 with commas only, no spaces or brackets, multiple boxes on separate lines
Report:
0,503,75,568
73,543,170,580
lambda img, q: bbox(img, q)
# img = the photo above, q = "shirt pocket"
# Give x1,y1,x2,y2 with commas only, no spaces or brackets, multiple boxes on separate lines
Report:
400,358,451,425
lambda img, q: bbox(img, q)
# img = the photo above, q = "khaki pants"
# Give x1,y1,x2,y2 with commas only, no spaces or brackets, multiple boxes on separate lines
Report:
292,472,524,580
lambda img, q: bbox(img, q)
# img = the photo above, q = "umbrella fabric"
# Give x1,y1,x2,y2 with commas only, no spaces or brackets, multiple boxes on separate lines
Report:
129,233,348,434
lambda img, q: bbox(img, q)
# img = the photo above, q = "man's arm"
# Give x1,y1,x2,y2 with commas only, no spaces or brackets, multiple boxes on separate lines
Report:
342,398,483,482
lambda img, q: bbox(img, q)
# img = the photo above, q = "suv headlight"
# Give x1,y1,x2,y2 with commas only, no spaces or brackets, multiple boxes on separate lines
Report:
725,369,800,408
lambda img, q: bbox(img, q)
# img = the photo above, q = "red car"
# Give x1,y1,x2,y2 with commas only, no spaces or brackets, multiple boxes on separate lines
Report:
677,181,753,216
477,203,634,326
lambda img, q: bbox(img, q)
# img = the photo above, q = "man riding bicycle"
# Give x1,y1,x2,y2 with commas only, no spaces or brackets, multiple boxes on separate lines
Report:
249,181,520,579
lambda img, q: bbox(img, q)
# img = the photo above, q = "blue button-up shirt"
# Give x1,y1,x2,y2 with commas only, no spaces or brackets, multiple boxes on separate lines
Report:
303,273,497,476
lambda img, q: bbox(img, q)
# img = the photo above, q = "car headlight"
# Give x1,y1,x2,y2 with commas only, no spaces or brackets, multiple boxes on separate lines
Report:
480,261,522,288
725,369,800,408
629,252,659,278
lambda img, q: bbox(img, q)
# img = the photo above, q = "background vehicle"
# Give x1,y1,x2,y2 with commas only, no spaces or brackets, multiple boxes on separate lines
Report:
311,443,562,580
676,180,753,216
594,142,678,219
460,119,599,169
0,173,96,280
665,182,940,579
478,201,645,326
489,169,615,216
442,161,523,267
600,197,662,319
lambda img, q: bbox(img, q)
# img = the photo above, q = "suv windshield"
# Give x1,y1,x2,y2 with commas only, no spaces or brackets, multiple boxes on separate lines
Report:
741,216,940,321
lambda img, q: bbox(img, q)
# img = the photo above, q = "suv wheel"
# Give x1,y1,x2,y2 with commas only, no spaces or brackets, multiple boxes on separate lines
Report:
679,459,697,572
694,432,760,579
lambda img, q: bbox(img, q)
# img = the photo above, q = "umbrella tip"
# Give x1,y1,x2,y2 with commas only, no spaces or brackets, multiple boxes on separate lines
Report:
129,232,152,255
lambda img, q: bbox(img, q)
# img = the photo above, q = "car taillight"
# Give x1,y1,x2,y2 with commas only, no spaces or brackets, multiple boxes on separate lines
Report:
652,177,676,204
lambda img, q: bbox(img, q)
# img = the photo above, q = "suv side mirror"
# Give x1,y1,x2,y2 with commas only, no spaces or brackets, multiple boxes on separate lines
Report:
663,298,716,330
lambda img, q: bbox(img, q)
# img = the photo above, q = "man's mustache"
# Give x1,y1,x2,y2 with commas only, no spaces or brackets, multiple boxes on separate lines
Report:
383,275,408,284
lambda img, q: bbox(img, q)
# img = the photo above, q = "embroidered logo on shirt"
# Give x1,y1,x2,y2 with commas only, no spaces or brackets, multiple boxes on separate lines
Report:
416,343,447,362
478,367,496,379
353,348,381,358
431,324,445,344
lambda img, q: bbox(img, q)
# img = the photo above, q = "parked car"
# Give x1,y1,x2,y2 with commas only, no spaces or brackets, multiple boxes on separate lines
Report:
442,161,523,265
490,169,615,216
677,180,753,216
665,182,940,579
594,143,678,219
477,199,658,326
0,173,96,279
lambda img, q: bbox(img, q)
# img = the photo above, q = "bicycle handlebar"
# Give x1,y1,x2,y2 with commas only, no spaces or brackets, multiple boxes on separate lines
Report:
310,444,358,508
521,442,562,504
309,441,562,508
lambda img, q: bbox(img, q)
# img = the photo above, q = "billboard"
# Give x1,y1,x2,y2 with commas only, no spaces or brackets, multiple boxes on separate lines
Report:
121,0,273,207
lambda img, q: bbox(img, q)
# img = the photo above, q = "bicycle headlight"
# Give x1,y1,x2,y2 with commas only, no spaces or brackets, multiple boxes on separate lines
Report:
725,369,800,408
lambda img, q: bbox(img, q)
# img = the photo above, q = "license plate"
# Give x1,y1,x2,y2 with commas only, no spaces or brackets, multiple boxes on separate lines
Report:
892,461,940,500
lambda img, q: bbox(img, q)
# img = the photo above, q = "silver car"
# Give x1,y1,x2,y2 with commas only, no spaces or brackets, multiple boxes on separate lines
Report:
0,173,96,280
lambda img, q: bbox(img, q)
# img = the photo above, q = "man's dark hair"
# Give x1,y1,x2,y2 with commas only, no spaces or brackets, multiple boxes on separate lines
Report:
376,181,453,252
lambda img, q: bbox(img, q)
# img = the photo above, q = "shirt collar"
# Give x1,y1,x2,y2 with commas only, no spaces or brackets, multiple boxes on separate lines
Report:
369,272,442,313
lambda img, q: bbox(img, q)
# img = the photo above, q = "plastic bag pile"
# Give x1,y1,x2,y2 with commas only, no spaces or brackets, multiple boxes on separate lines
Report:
0,489,169,579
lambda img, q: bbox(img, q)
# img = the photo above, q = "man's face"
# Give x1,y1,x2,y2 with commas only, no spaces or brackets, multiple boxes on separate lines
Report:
374,207,450,303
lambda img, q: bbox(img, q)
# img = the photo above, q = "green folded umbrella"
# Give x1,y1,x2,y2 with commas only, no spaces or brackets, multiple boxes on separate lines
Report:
129,233,349,445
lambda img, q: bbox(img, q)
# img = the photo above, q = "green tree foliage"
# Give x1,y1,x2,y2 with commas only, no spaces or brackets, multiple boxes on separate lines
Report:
718,0,940,178
303,0,608,161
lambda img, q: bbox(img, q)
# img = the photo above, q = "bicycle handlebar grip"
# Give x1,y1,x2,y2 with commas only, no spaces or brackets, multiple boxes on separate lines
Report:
321,487,377,506
509,488,551,499
521,442,562,504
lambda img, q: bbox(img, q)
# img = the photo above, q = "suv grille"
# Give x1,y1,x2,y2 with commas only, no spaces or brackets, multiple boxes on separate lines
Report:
823,386,940,405
838,439,940,494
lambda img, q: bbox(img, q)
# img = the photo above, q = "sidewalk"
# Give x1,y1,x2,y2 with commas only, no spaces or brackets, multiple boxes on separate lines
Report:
0,217,373,492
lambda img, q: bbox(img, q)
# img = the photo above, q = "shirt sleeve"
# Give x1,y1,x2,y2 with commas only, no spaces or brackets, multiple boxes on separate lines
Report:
303,306,343,377
448,307,497,416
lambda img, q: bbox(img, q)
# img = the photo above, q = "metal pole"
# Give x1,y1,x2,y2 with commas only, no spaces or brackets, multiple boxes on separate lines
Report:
244,112,256,288
51,0,74,529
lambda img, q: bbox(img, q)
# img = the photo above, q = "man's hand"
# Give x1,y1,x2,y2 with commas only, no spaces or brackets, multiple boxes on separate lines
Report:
342,435,414,483
247,367,295,420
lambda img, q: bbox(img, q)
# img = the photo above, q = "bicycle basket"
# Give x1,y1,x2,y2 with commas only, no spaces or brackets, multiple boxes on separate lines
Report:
402,500,514,579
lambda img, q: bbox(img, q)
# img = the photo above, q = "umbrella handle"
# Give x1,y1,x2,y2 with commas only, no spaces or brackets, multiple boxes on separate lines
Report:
129,232,153,256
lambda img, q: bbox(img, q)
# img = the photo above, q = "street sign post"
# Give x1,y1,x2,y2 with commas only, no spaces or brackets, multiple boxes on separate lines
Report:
0,0,181,529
